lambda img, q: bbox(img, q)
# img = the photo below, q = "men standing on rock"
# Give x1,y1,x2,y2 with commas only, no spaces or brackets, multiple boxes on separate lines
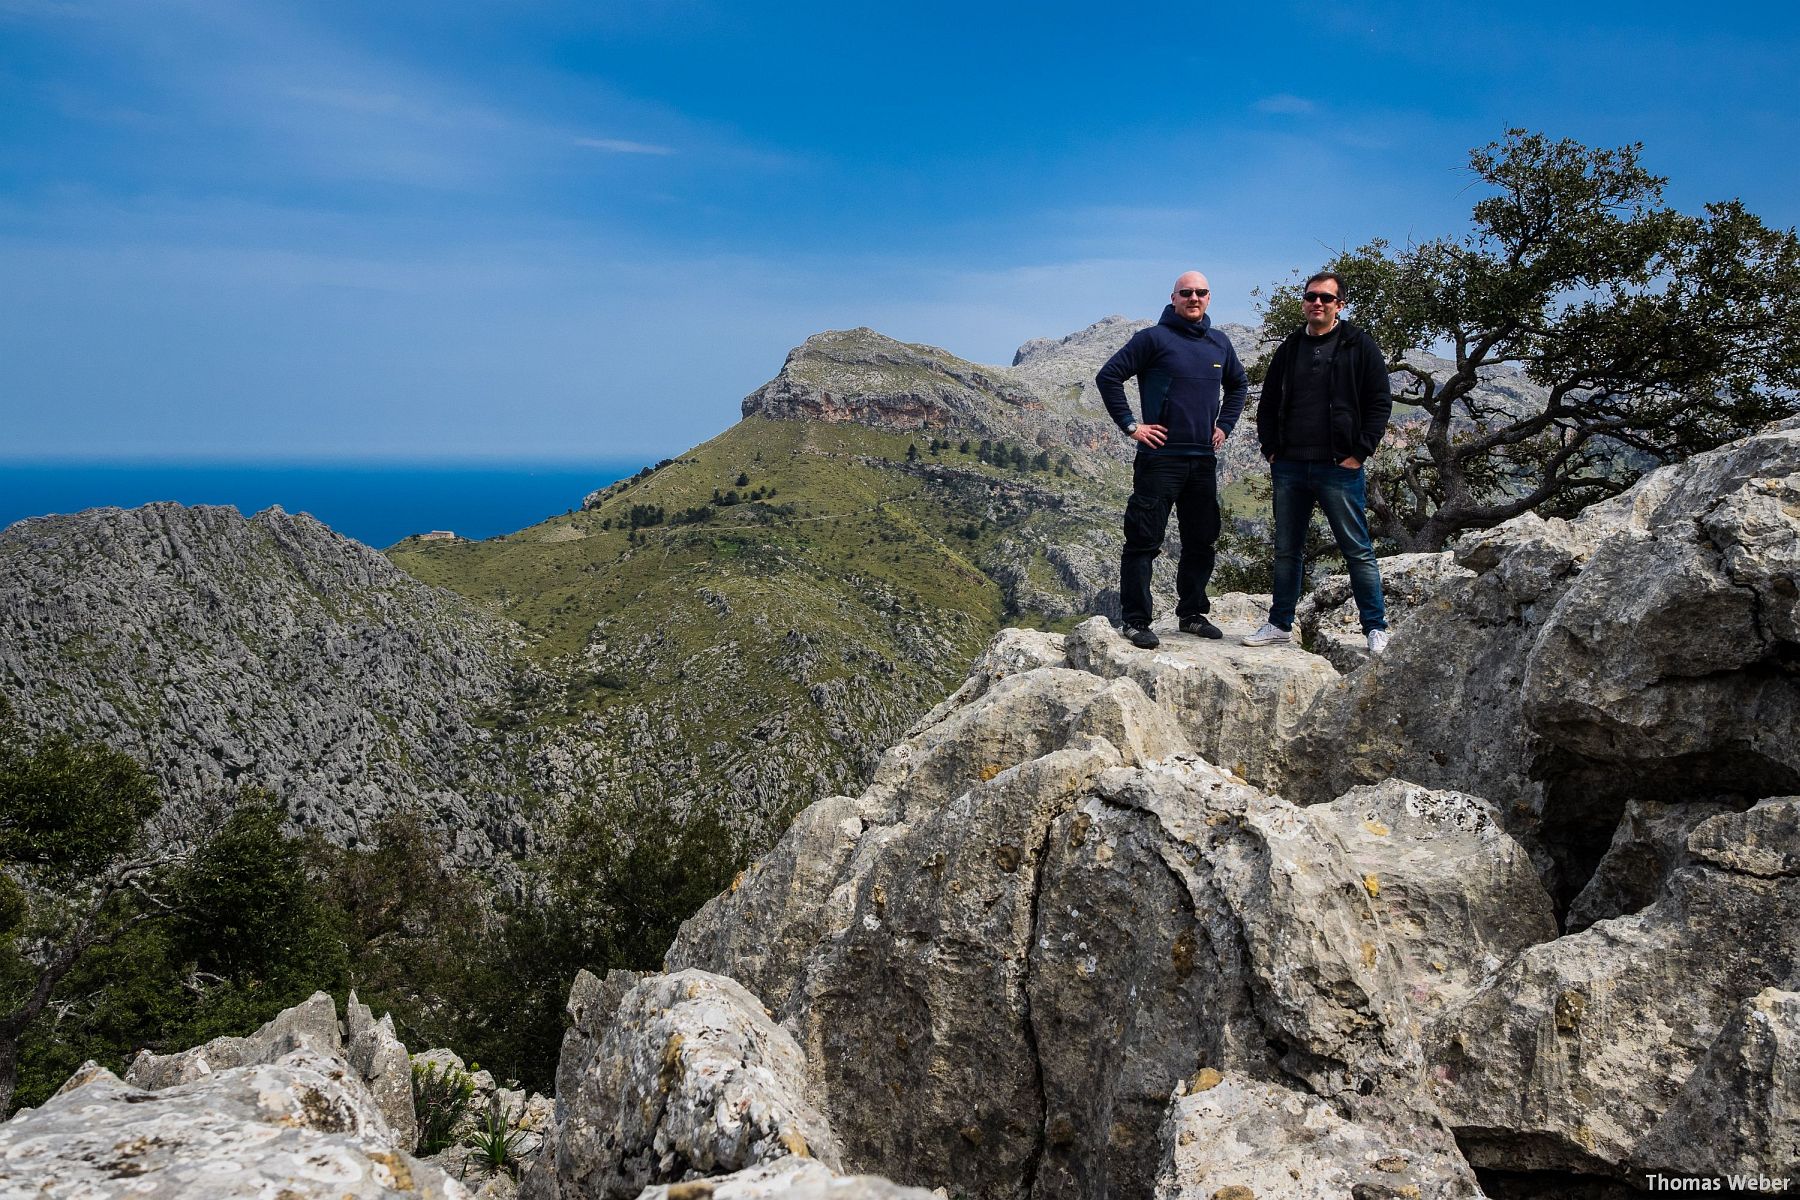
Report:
1245,271,1394,654
1096,270,1249,649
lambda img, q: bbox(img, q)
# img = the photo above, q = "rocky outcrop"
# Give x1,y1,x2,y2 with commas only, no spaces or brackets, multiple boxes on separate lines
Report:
0,503,529,862
537,970,839,1200
1154,1071,1477,1200
1,1050,465,1199
1308,780,1557,1020
742,329,1075,450
1278,418,1800,894
650,634,1495,1200
1629,985,1800,1180
125,989,345,1089
1423,800,1800,1178
1064,613,1337,789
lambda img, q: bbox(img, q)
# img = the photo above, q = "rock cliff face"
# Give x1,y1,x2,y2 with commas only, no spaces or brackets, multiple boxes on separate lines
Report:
0,502,531,860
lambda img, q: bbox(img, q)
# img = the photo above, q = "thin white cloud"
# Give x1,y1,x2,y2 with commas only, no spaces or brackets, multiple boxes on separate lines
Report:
1254,93,1315,116
574,136,676,156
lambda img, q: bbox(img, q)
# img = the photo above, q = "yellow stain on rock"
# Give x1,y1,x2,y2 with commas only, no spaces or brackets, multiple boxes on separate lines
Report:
1362,819,1391,836
1361,942,1379,968
1190,1067,1223,1092
979,764,1002,782
779,1128,810,1158
1363,873,1381,898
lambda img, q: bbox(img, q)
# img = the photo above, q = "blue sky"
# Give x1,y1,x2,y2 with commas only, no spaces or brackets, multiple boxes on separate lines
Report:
3,0,1796,462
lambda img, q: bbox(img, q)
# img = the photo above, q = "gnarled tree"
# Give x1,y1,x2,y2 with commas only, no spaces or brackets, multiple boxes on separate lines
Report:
1258,130,1800,551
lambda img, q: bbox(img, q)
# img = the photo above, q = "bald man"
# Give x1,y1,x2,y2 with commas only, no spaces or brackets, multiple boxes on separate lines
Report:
1095,271,1249,649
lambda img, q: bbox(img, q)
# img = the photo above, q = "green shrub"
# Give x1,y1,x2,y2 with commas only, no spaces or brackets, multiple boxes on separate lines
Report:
411,1059,476,1155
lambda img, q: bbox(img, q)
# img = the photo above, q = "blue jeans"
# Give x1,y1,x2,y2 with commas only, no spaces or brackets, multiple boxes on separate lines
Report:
1268,459,1386,633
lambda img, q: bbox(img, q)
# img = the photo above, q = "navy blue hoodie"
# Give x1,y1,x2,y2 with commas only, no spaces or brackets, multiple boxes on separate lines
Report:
1095,307,1249,457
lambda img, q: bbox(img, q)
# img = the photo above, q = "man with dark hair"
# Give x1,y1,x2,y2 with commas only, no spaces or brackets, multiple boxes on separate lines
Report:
1247,271,1395,654
1096,270,1249,649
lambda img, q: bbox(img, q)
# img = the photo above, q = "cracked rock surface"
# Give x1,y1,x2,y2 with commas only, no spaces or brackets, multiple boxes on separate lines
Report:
0,1051,464,1199
1279,417,1800,896
538,970,840,1200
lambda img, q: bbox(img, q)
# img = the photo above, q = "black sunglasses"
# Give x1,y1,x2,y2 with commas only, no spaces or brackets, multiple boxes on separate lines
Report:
1302,291,1341,304
1176,288,1209,299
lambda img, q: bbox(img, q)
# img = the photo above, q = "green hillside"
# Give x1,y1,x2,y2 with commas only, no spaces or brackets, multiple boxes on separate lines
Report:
389,415,1126,845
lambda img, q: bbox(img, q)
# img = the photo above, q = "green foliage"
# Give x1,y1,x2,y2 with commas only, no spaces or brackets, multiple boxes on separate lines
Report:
1257,130,1800,550
0,731,160,884
0,728,356,1113
464,1091,528,1177
411,1059,476,1155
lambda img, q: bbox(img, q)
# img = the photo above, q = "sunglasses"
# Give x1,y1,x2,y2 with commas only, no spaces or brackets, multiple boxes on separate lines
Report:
1302,291,1341,304
1176,288,1210,299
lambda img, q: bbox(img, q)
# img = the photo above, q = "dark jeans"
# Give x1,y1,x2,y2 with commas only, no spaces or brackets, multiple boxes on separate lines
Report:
1268,458,1387,632
1120,454,1219,629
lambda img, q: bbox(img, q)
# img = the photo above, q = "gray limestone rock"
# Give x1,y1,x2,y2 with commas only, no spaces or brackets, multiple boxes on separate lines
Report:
1686,796,1800,879
1279,418,1800,898
665,796,875,1014
1424,862,1800,1175
1309,780,1557,1020
0,1050,464,1199
548,970,839,1200
636,1155,942,1199
1565,799,1735,931
0,503,528,865
1153,1071,1481,1200
347,989,419,1153
1064,614,1338,791
125,989,343,1089
1294,552,1475,673
1629,987,1800,1180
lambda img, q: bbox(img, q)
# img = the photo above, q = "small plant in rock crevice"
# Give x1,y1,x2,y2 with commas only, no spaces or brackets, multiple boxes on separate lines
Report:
463,1091,529,1179
411,1060,476,1155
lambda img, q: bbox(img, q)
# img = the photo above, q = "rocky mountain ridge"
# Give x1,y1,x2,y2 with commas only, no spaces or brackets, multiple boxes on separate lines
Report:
0,502,532,861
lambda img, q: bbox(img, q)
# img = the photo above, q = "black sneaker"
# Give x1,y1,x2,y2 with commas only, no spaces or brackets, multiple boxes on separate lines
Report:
1179,616,1223,639
1120,624,1160,649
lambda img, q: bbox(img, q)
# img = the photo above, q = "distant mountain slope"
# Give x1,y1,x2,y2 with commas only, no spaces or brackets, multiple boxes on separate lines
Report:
0,503,531,858
390,413,1125,846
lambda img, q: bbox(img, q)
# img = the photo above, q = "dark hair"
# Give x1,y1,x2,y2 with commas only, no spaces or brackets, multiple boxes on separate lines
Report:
1305,271,1345,301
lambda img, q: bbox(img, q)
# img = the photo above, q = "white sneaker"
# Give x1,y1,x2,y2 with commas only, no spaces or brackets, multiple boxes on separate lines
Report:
1243,622,1292,647
1367,629,1391,655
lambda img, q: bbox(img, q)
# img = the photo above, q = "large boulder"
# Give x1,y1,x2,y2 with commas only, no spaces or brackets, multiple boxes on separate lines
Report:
661,645,1481,1199
1424,801,1800,1176
1628,986,1800,1182
0,1051,464,1198
1307,780,1557,1019
543,970,839,1200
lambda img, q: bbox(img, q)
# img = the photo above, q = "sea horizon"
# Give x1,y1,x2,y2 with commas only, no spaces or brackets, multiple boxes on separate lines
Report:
0,458,650,551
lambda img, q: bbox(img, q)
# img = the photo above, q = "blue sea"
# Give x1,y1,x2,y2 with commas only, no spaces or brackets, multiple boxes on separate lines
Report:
0,461,645,550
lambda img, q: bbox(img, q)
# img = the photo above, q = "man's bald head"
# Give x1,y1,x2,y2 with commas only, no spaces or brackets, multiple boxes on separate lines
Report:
1171,272,1211,323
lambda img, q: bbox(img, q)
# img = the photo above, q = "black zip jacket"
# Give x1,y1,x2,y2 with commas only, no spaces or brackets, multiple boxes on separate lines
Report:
1096,307,1248,457
1256,320,1393,461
